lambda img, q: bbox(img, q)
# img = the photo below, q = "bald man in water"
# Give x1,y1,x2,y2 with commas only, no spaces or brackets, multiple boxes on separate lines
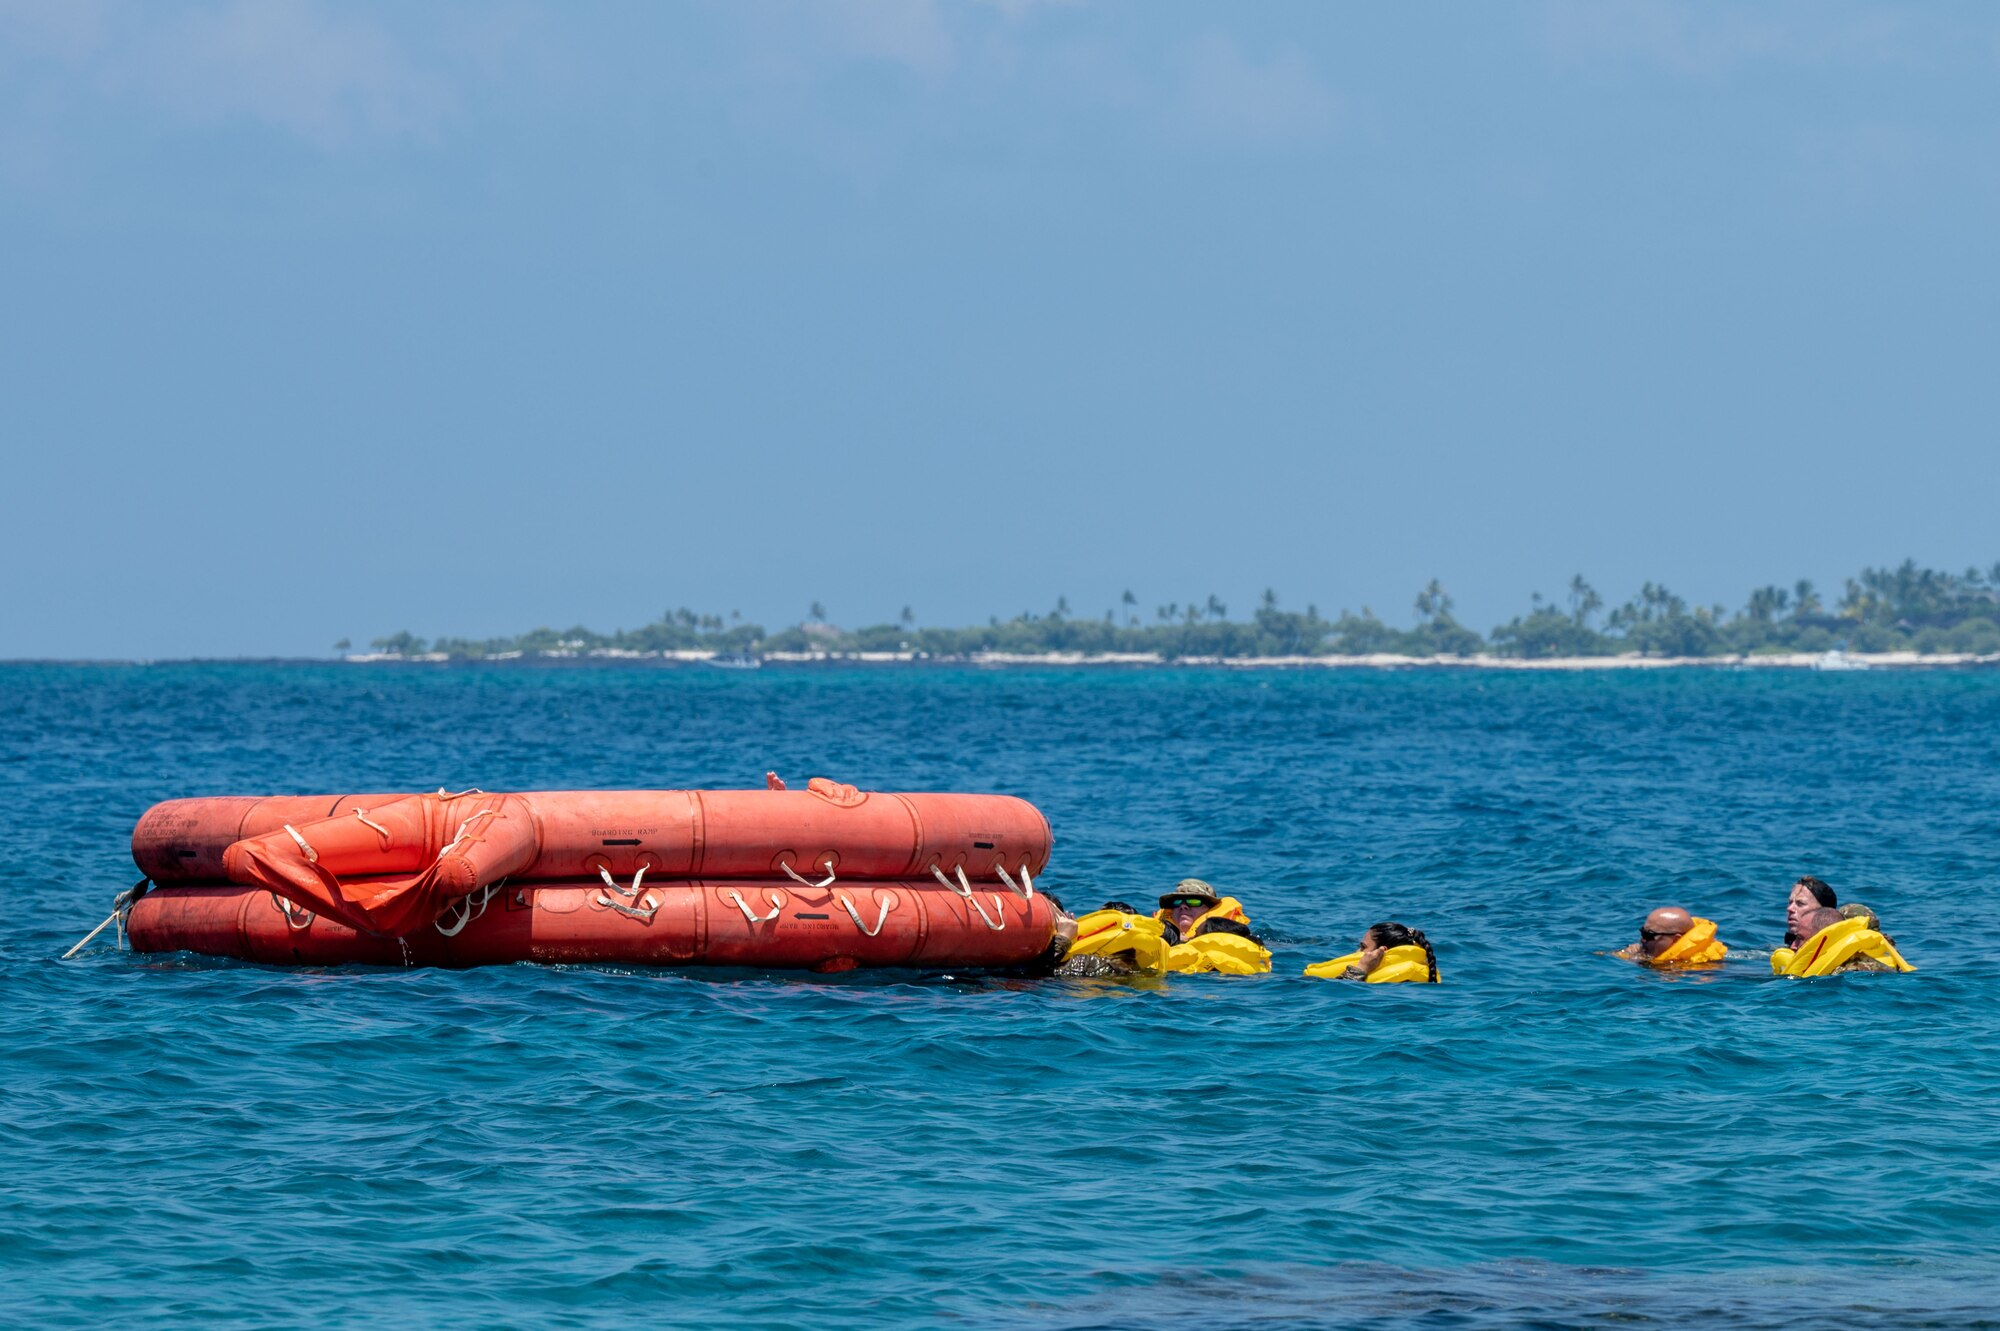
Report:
1616,906,1699,963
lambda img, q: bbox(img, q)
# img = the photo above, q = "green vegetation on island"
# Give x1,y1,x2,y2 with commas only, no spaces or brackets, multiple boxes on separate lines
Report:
362,560,2000,662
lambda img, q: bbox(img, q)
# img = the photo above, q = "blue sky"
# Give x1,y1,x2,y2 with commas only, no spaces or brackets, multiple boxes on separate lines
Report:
3,0,1996,657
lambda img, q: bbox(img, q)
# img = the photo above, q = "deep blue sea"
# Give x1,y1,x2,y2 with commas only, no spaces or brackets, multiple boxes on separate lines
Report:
5,664,1999,1329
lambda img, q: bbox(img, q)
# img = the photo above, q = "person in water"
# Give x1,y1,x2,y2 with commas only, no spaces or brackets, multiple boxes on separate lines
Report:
1785,875,1838,947
1049,885,1262,977
1615,906,1727,966
1329,922,1438,983
1785,902,1905,973
1154,879,1253,943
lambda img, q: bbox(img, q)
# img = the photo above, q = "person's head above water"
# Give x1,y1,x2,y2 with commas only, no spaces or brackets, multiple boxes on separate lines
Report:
1795,905,1845,943
1787,876,1838,942
1636,906,1695,960
1158,879,1221,933
1359,921,1437,983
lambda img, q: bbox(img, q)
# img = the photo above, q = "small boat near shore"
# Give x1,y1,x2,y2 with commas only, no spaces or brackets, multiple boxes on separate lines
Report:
1813,650,1871,672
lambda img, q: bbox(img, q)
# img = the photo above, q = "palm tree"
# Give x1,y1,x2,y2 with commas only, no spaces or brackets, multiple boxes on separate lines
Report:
1414,579,1451,623
1206,594,1226,620
899,605,915,628
1567,575,1602,626
809,601,827,623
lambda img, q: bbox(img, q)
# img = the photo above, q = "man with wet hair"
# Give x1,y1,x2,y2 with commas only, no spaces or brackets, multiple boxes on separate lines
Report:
1785,875,1838,946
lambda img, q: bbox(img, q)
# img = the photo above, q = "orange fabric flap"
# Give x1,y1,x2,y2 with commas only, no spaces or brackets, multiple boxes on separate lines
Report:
222,792,539,937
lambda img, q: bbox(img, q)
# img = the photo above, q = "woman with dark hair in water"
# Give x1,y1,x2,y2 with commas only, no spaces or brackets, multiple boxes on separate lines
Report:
1785,876,1838,947
1307,921,1439,984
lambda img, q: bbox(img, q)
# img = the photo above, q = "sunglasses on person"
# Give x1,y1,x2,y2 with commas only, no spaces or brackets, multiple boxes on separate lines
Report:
1639,927,1679,940
1164,896,1214,910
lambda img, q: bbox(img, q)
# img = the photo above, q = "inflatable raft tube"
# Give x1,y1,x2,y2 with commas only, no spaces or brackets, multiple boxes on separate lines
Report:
127,877,1061,972
133,781,1052,885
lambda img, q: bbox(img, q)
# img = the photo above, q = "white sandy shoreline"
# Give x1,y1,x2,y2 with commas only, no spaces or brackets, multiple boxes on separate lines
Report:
335,648,2000,670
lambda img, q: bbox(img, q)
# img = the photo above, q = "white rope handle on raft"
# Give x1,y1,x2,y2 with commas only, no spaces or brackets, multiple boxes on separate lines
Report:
438,808,502,861
727,889,785,924
595,891,661,923
597,863,650,899
436,787,486,798
353,808,392,846
273,893,315,930
779,857,837,889
282,824,319,864
994,860,1035,899
929,864,1006,931
435,881,501,937
838,893,892,937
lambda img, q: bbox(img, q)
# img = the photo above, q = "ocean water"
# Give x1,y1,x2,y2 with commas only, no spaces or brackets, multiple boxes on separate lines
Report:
4,663,1999,1329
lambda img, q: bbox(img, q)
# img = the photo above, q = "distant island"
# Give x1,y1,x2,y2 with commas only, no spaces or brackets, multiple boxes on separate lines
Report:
349,559,2000,666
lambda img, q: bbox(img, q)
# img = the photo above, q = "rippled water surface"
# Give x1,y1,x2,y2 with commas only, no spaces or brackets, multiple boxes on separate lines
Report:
5,664,1999,1328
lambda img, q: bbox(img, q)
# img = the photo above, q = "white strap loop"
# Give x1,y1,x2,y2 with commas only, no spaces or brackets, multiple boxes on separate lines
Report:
727,889,785,924
272,892,315,929
929,864,1004,930
970,893,1005,930
353,808,392,845
838,892,892,937
779,857,837,889
438,808,502,861
435,881,500,937
995,861,1035,899
595,891,661,923
596,863,650,899
282,824,319,864
436,787,486,798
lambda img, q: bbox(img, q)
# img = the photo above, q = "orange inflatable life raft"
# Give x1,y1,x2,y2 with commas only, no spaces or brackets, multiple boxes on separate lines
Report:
123,780,1058,972
126,878,1060,972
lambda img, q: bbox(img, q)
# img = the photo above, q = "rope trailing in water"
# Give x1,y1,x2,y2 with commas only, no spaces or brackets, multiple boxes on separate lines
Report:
62,879,151,960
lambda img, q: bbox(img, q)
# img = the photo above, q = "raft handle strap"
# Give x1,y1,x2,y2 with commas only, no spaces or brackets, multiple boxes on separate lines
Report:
727,889,785,925
61,879,150,960
995,861,1035,899
353,808,392,845
930,864,1006,931
274,893,315,930
282,824,319,864
436,787,486,799
839,892,892,937
780,857,837,890
438,808,502,861
596,863,650,899
595,891,661,924
435,881,501,937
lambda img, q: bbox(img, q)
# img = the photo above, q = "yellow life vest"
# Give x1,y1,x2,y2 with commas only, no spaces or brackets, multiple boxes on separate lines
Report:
1771,916,1913,977
1647,917,1728,967
1065,910,1171,973
1164,931,1271,975
1304,944,1436,983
